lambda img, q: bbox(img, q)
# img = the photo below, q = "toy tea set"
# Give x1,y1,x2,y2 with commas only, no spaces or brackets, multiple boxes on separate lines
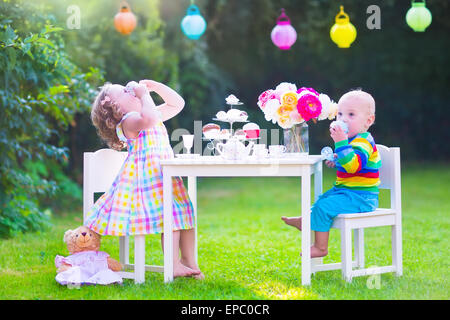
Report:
179,94,347,161
200,95,272,160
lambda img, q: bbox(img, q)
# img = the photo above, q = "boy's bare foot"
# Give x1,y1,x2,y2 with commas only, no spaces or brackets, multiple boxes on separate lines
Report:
180,258,205,280
300,245,328,258
281,216,302,231
173,262,201,278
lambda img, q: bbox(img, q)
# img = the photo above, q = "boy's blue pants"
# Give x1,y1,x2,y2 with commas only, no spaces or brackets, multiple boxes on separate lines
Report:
311,187,379,232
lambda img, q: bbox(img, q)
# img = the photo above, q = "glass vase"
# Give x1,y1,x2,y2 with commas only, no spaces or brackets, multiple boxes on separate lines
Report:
283,122,309,157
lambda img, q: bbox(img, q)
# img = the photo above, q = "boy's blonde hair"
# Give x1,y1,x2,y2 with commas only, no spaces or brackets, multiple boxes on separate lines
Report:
91,83,125,151
339,89,376,116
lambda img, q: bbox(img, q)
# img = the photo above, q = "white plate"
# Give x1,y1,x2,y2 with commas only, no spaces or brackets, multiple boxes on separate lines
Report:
212,118,249,123
175,154,201,159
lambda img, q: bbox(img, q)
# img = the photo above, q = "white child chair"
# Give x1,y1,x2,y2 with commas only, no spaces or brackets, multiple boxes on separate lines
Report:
312,145,402,282
83,149,163,284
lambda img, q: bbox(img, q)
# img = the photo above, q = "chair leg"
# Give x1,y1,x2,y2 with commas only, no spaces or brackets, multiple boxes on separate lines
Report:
392,224,403,276
134,235,146,284
354,229,365,269
119,236,129,266
341,224,353,282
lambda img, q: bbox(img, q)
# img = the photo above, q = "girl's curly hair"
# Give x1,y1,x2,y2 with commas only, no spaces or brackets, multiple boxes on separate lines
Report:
91,83,126,151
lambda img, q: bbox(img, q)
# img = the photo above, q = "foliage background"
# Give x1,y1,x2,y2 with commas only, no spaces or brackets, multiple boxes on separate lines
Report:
1,0,449,237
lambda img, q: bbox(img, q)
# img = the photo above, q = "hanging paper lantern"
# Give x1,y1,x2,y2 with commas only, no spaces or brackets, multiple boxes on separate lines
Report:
181,3,207,40
114,2,137,35
271,9,297,50
406,0,432,32
330,6,357,48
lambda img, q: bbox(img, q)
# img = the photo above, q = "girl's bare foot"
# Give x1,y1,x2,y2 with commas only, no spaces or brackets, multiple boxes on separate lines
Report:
281,216,302,231
300,245,328,258
180,258,205,280
173,262,201,278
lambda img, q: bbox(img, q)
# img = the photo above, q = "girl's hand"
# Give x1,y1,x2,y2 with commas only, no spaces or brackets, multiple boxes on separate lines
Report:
133,83,149,99
330,124,348,143
139,79,160,92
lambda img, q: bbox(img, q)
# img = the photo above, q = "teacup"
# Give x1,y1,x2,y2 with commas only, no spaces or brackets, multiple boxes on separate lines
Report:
252,144,267,157
269,145,286,157
254,148,268,158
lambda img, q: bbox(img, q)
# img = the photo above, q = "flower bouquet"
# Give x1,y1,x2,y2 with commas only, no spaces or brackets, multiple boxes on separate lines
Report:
257,82,337,155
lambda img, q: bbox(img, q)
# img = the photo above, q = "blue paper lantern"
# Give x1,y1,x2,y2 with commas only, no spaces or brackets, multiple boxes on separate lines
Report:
181,4,207,40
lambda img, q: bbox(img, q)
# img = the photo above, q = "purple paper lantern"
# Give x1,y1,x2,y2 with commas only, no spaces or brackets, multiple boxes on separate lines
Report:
271,8,297,50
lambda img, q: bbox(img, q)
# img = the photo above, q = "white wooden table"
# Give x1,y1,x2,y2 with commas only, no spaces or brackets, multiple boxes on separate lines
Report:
161,155,323,286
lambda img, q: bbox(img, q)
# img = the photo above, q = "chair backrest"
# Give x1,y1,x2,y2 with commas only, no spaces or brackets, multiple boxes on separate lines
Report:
376,144,401,211
83,148,128,222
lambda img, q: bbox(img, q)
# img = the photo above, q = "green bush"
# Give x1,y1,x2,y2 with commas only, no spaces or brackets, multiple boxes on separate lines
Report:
0,0,101,237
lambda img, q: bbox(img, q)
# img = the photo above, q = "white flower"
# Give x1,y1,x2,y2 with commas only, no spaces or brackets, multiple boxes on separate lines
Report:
327,101,338,120
275,82,297,95
277,115,295,129
263,99,280,123
225,94,240,105
318,93,332,121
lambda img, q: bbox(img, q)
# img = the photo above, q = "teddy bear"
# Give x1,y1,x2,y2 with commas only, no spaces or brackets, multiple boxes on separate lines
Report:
55,226,123,286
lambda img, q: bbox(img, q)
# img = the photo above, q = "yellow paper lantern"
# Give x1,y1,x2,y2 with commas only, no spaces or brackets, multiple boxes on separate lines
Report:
330,6,357,48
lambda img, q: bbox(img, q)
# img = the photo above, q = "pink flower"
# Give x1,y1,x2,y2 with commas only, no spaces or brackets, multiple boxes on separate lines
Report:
297,87,319,97
257,89,274,110
297,93,322,121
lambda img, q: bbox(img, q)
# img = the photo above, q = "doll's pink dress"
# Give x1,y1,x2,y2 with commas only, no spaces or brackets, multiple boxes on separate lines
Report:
55,251,122,286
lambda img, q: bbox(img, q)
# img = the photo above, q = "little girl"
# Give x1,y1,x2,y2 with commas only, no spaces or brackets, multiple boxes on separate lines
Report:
282,90,381,258
85,79,203,279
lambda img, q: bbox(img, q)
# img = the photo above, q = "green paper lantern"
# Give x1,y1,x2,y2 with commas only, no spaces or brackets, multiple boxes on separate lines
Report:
406,0,432,32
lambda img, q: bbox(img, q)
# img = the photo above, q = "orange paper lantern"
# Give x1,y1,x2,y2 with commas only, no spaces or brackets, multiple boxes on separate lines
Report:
114,2,137,35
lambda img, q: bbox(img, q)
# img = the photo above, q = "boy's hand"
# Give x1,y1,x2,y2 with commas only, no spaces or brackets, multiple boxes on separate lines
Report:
133,83,149,99
330,125,348,143
325,154,337,168
139,79,160,92
325,160,335,168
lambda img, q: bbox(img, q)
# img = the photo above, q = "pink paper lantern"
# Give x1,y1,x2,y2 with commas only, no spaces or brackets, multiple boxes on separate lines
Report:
271,9,297,50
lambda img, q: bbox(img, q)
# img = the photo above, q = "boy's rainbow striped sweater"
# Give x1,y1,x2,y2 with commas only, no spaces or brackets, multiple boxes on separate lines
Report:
334,132,381,194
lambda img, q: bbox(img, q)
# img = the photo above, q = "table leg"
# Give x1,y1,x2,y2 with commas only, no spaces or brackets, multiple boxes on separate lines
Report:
163,169,174,283
188,176,198,265
301,167,311,286
312,161,324,269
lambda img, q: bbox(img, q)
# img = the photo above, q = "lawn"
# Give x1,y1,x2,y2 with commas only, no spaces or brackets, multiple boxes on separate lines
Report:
0,163,449,300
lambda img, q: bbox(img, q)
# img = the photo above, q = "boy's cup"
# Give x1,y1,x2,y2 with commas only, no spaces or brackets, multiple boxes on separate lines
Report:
269,145,286,157
182,134,194,154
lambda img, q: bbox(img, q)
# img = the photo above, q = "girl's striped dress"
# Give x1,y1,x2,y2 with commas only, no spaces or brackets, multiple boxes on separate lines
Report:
85,111,195,236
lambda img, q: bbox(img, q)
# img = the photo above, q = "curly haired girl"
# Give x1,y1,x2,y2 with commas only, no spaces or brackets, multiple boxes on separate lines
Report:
86,80,203,279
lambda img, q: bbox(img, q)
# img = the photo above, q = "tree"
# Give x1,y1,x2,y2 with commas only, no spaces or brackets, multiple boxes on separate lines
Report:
0,0,101,237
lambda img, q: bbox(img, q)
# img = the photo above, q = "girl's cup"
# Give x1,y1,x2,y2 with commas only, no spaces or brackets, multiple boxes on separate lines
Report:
182,135,194,154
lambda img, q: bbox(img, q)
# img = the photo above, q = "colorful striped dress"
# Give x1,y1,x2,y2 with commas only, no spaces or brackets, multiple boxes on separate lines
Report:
85,111,195,236
334,132,381,194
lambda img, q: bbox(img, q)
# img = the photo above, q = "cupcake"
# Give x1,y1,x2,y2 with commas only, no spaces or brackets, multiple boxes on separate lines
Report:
234,129,246,139
219,129,231,139
226,109,248,121
243,123,260,139
202,123,220,139
216,111,227,121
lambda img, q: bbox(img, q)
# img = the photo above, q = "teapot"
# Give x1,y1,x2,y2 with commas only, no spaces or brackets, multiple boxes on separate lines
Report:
216,137,254,160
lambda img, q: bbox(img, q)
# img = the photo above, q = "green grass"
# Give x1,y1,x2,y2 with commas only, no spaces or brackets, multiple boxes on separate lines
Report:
0,163,449,299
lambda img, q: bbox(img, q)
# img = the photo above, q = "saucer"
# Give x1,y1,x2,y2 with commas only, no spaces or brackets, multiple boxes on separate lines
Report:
175,154,201,159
